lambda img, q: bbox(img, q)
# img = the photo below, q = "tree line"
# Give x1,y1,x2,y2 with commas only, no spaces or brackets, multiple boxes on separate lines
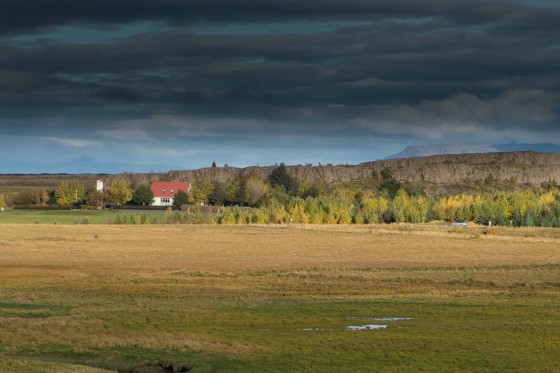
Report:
3,164,560,227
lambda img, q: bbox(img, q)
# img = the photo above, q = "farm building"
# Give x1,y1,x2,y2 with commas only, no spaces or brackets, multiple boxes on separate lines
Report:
150,181,191,206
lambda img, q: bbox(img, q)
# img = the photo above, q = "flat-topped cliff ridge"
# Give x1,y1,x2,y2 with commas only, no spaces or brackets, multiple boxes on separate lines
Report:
162,151,560,185
2,151,559,195
362,151,560,185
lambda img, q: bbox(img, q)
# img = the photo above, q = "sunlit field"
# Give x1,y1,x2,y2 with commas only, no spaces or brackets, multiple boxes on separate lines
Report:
0,209,157,225
1,222,559,372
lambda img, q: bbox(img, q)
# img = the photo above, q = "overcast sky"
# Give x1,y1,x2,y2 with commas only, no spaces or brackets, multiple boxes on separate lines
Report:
1,0,559,173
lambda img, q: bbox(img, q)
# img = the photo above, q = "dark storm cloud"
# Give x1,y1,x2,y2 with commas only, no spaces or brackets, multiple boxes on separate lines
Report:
2,0,560,33
1,0,560,172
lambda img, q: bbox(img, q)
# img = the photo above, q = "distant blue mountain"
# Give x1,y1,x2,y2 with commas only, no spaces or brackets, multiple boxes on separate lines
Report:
1,156,182,174
385,144,560,160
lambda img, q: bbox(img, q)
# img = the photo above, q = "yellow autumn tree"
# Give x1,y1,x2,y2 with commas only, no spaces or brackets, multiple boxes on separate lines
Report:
107,178,132,205
55,180,86,205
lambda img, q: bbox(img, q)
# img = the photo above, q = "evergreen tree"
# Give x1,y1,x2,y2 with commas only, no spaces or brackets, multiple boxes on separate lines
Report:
132,185,154,205
523,206,537,227
174,190,189,207
208,182,227,206
380,168,402,199
236,177,248,206
511,208,523,227
269,163,297,194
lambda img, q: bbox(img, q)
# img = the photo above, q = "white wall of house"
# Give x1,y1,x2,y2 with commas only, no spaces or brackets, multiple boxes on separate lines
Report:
152,197,174,207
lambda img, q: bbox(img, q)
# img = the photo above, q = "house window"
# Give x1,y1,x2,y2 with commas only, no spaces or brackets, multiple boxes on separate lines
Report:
171,189,174,193
161,197,170,203
162,189,166,193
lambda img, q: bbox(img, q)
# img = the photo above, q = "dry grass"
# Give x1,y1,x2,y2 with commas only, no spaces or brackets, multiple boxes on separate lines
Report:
1,223,560,372
0,359,112,373
1,224,559,273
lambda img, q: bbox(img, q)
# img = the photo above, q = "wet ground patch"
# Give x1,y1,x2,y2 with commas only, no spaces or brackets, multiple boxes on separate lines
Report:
345,316,415,331
0,302,72,318
115,360,192,373
346,324,388,331
261,316,415,332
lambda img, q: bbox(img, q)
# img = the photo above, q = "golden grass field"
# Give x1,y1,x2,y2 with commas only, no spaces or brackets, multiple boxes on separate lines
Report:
1,223,560,372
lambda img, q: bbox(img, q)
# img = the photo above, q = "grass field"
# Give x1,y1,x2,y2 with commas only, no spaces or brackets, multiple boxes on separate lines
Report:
1,222,560,372
0,209,164,225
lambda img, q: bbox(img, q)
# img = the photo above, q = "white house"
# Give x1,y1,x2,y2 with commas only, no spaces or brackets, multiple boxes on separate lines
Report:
96,180,104,192
150,181,191,206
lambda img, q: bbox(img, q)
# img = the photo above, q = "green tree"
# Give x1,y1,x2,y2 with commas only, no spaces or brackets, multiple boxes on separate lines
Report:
301,181,327,199
287,197,309,224
208,182,227,206
304,196,325,224
391,189,409,223
174,190,189,206
269,163,297,194
404,195,427,223
107,178,132,205
189,180,213,205
55,179,86,205
222,179,240,205
265,198,287,224
235,177,248,206
0,193,6,208
85,190,104,207
132,185,154,206
380,168,402,199
523,206,538,227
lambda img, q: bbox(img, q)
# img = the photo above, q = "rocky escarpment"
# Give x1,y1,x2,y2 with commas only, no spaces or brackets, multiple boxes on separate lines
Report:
111,151,560,193
165,165,374,185
163,151,560,185
363,151,560,186
3,151,560,195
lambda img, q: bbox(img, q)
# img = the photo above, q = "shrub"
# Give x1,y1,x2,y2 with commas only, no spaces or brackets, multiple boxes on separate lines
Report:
140,213,148,224
113,213,123,224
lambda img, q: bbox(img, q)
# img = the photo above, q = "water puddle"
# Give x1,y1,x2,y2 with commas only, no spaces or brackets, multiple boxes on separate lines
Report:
346,324,388,331
345,316,414,331
370,317,414,322
259,317,415,332
345,317,414,331
355,317,415,322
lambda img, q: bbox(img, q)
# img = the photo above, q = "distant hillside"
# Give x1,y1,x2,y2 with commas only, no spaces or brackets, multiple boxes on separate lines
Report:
363,151,560,194
128,151,560,195
386,143,560,159
2,151,560,196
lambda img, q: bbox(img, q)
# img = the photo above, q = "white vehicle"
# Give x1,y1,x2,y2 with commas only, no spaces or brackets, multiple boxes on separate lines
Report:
450,221,468,227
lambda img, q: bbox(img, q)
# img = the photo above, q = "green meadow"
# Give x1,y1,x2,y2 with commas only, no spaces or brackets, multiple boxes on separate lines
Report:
0,222,559,372
0,209,124,225
0,209,178,226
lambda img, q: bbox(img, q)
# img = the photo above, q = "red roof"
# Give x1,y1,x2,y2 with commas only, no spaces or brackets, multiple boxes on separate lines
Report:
150,181,191,198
